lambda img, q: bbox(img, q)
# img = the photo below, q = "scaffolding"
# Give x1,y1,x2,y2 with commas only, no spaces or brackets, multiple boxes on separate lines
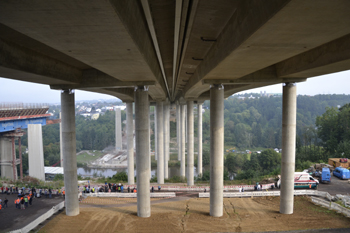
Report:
0,102,49,118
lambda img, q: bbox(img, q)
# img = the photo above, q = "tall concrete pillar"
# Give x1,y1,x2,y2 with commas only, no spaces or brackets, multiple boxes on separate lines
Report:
59,112,63,167
28,124,45,181
210,84,224,217
126,102,134,185
115,108,122,150
149,105,152,178
156,101,164,184
135,86,150,217
154,106,157,161
164,101,169,179
61,90,79,216
0,137,15,179
280,83,297,214
18,137,23,180
11,137,16,180
197,103,203,176
187,101,194,186
176,103,181,161
180,104,186,177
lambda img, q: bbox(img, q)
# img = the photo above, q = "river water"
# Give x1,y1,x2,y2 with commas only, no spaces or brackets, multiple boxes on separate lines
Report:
77,166,202,178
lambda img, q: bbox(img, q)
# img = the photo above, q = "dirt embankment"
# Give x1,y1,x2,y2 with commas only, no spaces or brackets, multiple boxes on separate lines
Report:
40,196,350,233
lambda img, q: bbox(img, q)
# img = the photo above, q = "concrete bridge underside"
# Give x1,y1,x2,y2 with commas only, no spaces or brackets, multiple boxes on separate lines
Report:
1,0,350,218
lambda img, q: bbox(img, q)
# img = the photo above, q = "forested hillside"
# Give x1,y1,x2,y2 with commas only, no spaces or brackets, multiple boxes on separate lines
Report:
18,94,350,171
201,94,350,150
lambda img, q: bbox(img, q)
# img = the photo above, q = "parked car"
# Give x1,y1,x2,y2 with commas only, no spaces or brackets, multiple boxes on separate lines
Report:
333,167,350,180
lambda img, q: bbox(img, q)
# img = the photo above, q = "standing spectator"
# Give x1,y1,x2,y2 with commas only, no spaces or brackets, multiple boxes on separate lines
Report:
0,198,2,206
1,186,3,194
151,186,154,192
29,194,33,206
20,197,25,209
127,186,130,193
3,198,8,208
121,185,124,193
15,198,20,209
24,196,29,208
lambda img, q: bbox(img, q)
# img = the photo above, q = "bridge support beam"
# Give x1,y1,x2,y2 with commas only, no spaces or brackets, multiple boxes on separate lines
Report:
115,108,122,150
164,100,169,179
126,102,134,185
28,124,45,181
0,137,16,180
135,86,150,217
180,104,186,178
156,101,164,184
61,90,79,216
187,101,194,186
176,103,181,161
210,85,224,217
280,83,297,214
197,103,203,177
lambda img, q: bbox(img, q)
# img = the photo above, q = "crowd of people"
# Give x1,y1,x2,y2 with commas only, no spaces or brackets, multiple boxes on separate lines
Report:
0,185,66,211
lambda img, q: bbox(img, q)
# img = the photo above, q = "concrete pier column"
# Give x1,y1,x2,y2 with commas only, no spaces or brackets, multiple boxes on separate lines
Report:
0,137,15,179
61,90,79,216
197,103,203,177
154,106,158,161
180,104,186,178
149,106,152,178
11,137,16,180
280,83,297,214
28,124,45,181
18,137,23,180
59,112,63,167
156,101,164,184
176,103,181,161
210,84,224,217
126,102,134,185
187,101,194,186
115,108,122,150
164,101,169,179
135,86,150,217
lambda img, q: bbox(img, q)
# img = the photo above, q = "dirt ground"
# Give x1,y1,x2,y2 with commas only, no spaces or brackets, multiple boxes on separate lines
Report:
39,196,350,233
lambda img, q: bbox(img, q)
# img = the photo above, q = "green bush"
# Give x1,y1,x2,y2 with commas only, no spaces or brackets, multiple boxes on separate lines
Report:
112,172,128,182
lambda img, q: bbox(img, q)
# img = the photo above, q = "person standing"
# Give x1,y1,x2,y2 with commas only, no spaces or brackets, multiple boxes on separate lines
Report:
3,198,8,208
0,198,2,207
49,188,52,198
24,196,29,208
20,197,25,209
29,194,33,206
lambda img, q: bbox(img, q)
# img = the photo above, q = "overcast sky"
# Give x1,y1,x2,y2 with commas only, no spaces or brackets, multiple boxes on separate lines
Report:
1,70,350,104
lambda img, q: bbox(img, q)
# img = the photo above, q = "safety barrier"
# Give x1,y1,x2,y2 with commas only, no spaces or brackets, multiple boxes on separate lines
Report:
82,192,176,198
10,201,65,233
199,190,334,199
75,183,276,192
311,197,350,218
